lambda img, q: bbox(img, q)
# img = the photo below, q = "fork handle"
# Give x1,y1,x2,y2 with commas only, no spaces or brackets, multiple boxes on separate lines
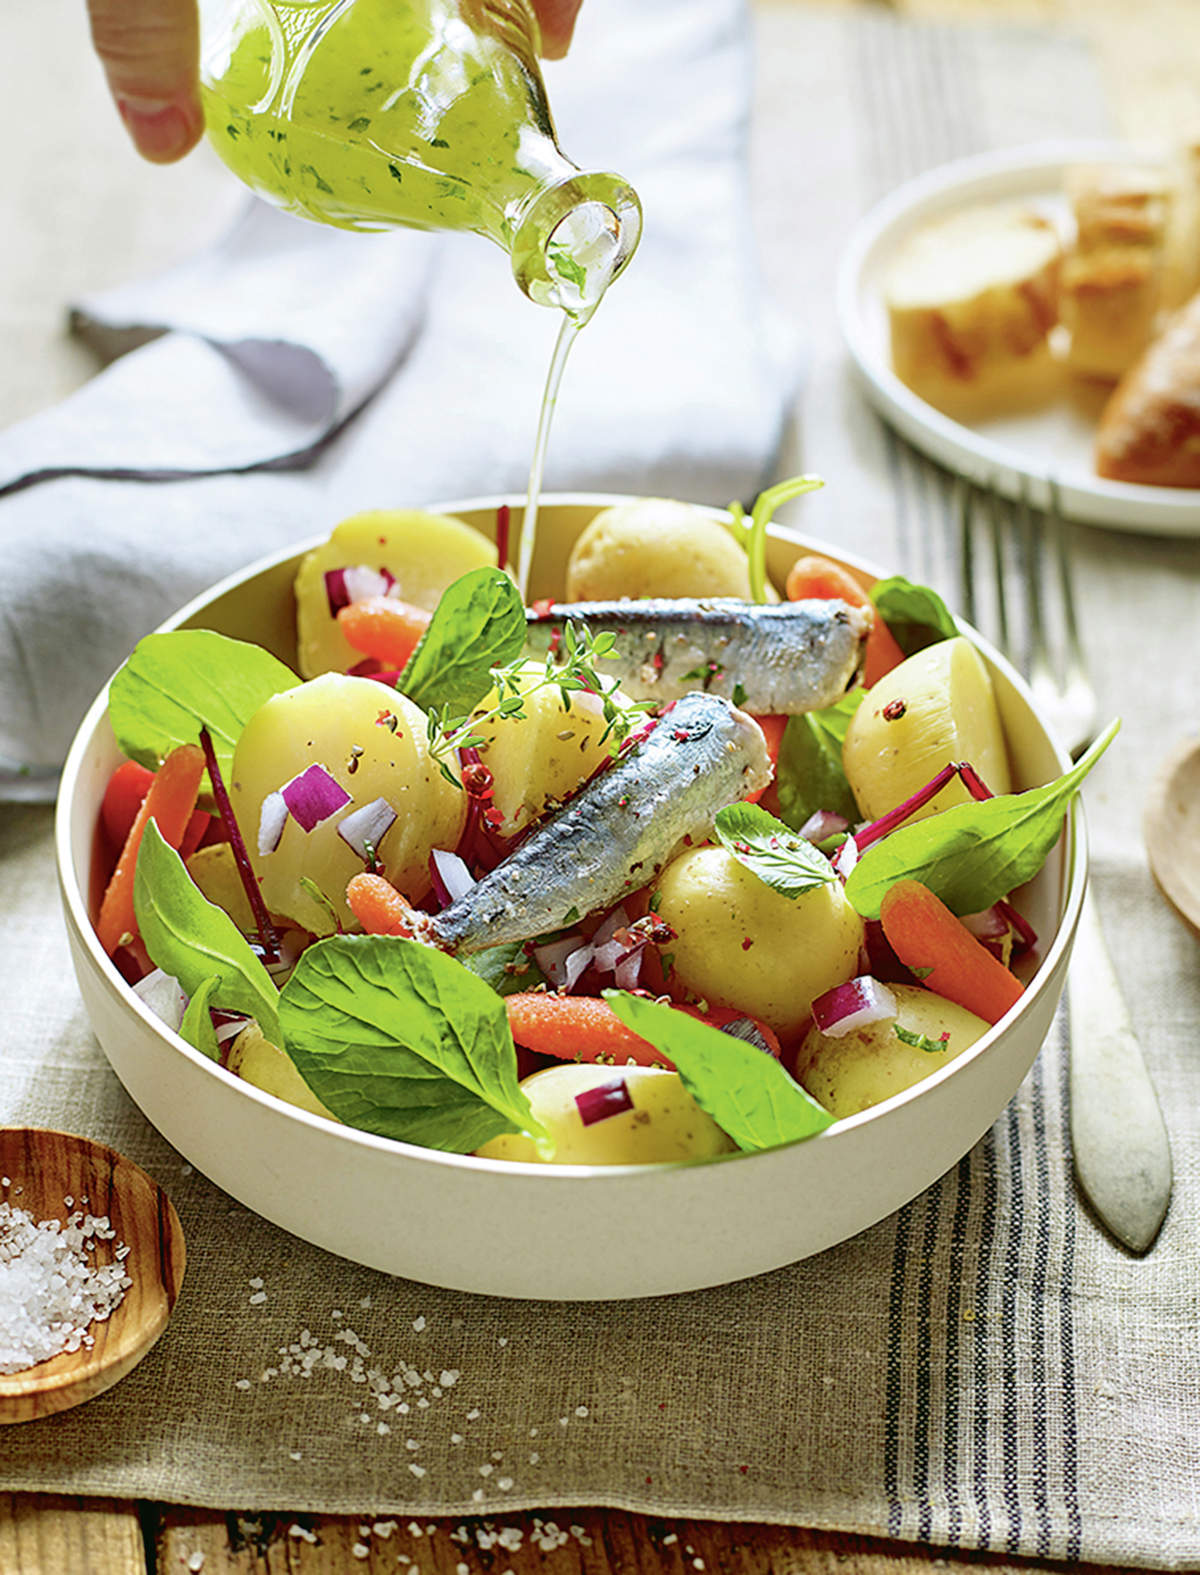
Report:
1067,889,1172,1252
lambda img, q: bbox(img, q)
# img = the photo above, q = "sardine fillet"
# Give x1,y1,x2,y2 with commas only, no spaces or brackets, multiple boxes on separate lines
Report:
431,693,770,954
525,598,870,714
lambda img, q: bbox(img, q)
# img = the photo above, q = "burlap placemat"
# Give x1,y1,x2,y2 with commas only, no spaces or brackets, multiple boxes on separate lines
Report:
2,5,1199,1568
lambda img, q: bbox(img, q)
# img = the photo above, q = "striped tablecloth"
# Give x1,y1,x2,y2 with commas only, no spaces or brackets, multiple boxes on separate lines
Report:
2,4,1198,1568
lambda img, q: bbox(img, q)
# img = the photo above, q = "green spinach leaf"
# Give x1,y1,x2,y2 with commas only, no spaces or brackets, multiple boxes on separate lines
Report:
462,940,547,997
133,822,282,1043
278,936,548,1154
775,689,864,829
845,719,1119,919
109,630,299,778
714,803,836,898
179,976,222,1061
397,568,526,714
869,576,958,655
604,992,833,1150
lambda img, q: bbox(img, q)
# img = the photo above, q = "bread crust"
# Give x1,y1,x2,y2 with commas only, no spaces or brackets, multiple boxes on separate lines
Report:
1095,291,1200,486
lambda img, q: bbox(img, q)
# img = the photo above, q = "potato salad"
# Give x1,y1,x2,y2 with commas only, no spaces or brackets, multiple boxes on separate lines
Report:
94,491,1114,1167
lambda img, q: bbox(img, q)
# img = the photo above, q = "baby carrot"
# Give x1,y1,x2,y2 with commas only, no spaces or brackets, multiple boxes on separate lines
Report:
96,743,206,956
785,553,905,686
505,993,673,1069
745,713,788,805
346,872,418,936
880,878,1024,1025
338,596,432,670
100,758,155,849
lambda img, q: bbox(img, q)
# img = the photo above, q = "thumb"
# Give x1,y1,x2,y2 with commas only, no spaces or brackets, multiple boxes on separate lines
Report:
530,0,583,60
87,0,204,163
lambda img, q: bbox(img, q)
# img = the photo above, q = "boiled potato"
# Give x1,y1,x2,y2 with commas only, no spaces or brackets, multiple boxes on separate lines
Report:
651,846,863,1038
230,673,465,935
475,1064,735,1165
186,843,257,931
795,982,988,1117
295,509,496,678
841,636,1010,823
468,661,630,837
226,1023,339,1121
565,498,757,601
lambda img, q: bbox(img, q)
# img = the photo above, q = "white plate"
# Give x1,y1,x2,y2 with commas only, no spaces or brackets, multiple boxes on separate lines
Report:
837,140,1200,536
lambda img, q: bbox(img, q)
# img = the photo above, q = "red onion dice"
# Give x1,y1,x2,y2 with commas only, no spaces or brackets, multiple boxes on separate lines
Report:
257,791,288,856
338,797,398,861
280,764,351,832
811,976,898,1038
575,1077,634,1127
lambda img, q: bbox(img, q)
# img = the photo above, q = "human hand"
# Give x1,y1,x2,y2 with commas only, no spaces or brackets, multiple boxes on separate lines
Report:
90,0,586,166
87,0,205,164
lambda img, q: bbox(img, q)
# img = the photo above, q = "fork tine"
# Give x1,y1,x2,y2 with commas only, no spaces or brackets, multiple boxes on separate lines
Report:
1018,475,1051,689
954,474,977,627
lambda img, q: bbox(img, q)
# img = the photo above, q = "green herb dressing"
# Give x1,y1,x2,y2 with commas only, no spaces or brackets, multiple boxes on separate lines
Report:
200,0,641,586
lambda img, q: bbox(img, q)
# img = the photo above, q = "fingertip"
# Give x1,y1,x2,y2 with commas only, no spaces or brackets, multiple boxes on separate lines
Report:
117,95,204,163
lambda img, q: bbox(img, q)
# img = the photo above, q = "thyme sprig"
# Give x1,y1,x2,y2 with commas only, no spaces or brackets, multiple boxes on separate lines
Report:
426,620,652,787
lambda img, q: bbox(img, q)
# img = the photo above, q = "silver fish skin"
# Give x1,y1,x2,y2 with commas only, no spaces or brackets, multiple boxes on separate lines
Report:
428,692,770,955
524,598,871,714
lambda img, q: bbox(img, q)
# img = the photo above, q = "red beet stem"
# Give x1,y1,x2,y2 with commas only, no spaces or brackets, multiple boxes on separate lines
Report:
198,727,280,964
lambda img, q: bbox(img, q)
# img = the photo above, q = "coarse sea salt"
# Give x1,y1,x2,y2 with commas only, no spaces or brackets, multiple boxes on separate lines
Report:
0,1200,132,1374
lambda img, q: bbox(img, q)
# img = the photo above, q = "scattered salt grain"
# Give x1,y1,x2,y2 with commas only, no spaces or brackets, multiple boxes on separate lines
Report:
288,1524,318,1543
450,1433,463,1446
529,1452,540,1465
412,1315,426,1332
248,1277,263,1289
497,1336,508,1347
471,1489,485,1504
373,1521,397,1539
498,1477,514,1491
234,1378,251,1391
352,1542,370,1559
407,1522,423,1537
248,1291,267,1306
662,1533,678,1546
575,1405,589,1418
466,1407,481,1421
290,1450,303,1461
457,1563,470,1574
187,1554,205,1572
408,1463,427,1478
0,1200,132,1374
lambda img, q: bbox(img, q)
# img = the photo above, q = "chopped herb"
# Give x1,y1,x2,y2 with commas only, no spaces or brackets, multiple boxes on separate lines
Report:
894,1024,951,1053
347,116,371,132
732,681,747,708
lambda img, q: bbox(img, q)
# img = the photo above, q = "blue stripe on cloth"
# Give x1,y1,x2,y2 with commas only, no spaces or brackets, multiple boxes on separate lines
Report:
885,1198,916,1539
1002,1101,1025,1553
1059,1013,1082,1558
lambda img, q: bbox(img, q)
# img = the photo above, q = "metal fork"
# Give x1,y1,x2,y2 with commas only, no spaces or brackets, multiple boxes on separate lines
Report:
955,474,1172,1253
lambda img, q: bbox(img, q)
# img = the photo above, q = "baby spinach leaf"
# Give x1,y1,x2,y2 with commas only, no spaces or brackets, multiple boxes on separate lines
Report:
845,719,1119,919
109,630,299,778
462,940,547,997
133,822,282,1044
278,936,548,1154
775,689,864,829
179,976,222,1061
604,992,834,1151
714,803,836,898
869,576,958,655
397,567,526,714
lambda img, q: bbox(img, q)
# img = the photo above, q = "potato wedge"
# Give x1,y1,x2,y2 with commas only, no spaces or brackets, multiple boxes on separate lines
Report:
652,845,863,1038
475,1064,735,1165
841,636,1010,823
565,498,757,601
795,982,988,1117
230,674,465,935
295,509,496,678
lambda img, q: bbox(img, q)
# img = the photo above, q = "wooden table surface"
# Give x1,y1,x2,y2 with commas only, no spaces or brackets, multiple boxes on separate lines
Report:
4,0,1195,1569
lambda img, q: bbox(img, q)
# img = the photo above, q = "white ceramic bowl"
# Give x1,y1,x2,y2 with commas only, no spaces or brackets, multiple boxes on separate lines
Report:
56,495,1086,1300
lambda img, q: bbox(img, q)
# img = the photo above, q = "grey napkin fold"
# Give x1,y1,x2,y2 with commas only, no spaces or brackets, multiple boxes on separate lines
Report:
0,0,797,791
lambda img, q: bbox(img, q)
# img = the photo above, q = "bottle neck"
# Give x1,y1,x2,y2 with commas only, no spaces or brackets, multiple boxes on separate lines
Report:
507,170,642,321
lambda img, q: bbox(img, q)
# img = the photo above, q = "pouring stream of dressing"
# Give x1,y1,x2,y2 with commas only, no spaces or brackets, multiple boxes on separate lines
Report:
515,201,623,599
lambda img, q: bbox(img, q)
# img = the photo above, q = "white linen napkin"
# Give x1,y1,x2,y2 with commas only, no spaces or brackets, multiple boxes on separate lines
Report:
0,0,796,793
